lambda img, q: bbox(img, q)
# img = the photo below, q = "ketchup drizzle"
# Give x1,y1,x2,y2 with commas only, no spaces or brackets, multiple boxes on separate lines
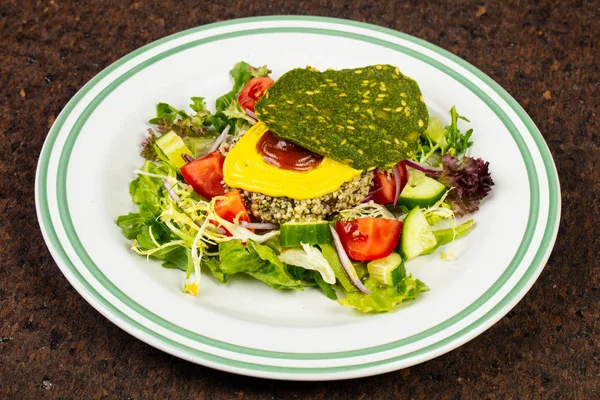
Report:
256,131,323,172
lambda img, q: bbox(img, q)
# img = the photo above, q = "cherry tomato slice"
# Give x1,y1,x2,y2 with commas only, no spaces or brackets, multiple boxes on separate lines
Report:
372,170,396,205
180,151,225,199
214,189,251,225
237,77,274,112
213,189,252,236
396,160,409,194
335,218,402,261
371,161,409,205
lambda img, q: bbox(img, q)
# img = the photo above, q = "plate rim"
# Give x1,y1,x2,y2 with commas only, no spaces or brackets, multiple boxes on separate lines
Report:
35,16,561,380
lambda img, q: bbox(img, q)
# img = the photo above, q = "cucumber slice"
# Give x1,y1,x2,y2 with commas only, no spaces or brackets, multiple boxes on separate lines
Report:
367,252,406,286
400,207,438,260
398,170,447,209
280,221,332,247
155,130,193,169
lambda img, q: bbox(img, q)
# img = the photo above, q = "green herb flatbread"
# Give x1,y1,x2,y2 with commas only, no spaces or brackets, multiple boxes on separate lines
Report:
254,65,428,170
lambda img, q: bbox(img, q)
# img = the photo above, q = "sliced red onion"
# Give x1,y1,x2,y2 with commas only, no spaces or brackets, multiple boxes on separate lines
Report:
361,187,382,203
405,159,443,174
392,165,402,207
329,226,371,295
360,194,375,204
240,221,279,230
208,125,231,153
181,153,194,163
245,108,258,121
162,179,181,204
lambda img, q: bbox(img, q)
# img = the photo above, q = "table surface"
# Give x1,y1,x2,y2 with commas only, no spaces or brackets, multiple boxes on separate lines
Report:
1,0,598,398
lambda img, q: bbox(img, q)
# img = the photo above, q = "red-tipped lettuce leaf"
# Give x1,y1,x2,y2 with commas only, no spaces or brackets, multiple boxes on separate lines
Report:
437,154,494,216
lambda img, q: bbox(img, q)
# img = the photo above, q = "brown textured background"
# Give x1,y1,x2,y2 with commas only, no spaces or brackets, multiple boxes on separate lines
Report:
1,0,598,398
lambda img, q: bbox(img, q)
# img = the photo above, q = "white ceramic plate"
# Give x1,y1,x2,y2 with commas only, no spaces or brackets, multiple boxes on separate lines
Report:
36,16,560,380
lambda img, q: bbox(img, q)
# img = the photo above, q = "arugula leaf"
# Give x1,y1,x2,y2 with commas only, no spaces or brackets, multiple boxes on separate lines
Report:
190,97,208,113
445,106,474,157
149,103,181,124
218,240,302,290
412,106,475,164
116,211,155,240
338,275,428,313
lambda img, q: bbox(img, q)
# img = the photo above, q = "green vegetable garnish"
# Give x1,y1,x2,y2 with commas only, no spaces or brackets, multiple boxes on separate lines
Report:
445,106,473,157
339,275,428,313
413,106,474,164
218,240,302,290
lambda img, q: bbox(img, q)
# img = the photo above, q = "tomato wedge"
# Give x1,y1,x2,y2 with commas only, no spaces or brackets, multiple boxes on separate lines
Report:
237,77,274,112
180,151,225,199
214,189,251,225
371,161,408,205
213,189,252,236
335,218,402,261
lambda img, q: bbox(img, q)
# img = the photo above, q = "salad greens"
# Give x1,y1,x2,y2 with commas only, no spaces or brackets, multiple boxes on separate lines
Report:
417,106,473,162
339,275,428,313
118,61,493,314
410,105,493,218
140,61,270,162
218,240,302,290
437,155,494,217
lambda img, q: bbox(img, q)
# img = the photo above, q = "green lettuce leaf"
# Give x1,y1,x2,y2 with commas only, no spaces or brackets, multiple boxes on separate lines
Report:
286,264,337,300
201,257,227,283
338,275,428,313
311,270,338,300
116,211,155,240
158,248,227,283
218,240,302,290
160,246,189,270
116,161,175,239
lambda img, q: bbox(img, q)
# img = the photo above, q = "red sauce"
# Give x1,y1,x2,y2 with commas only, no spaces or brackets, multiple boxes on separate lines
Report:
257,131,324,172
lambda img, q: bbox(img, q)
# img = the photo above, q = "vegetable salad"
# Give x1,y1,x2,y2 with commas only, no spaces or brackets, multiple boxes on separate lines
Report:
117,62,494,313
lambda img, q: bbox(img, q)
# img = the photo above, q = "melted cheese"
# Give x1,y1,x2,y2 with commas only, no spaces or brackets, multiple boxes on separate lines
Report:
223,122,362,200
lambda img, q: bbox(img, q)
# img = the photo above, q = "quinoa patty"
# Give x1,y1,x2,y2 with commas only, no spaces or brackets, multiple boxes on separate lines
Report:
240,172,373,224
